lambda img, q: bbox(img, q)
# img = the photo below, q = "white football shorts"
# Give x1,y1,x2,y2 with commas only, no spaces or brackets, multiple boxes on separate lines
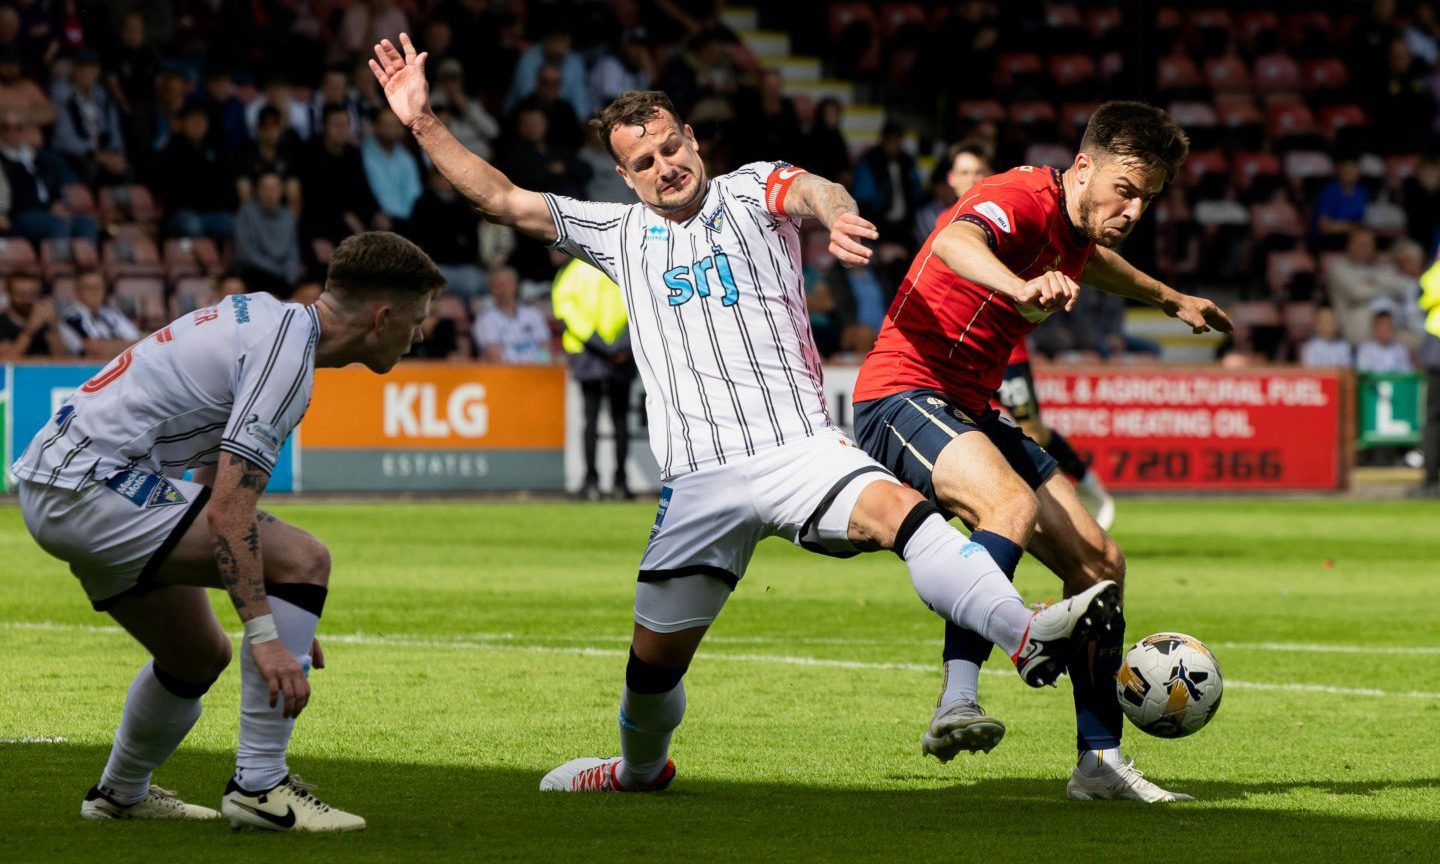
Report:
18,470,210,611
633,427,899,633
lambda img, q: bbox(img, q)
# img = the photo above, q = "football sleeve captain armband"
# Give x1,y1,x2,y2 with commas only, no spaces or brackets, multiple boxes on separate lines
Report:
764,163,808,218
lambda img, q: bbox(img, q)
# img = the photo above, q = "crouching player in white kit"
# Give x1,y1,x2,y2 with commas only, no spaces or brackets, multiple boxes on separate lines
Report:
14,232,445,830
374,34,1121,793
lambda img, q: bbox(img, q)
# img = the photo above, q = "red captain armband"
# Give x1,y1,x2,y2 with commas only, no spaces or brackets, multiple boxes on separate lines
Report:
764,163,808,217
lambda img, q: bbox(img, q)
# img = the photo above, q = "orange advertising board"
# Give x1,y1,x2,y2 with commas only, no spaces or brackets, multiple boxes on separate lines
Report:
303,364,565,449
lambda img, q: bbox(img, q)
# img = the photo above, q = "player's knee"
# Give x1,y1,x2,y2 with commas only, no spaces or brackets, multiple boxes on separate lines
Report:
155,636,229,695
852,481,925,550
295,537,332,587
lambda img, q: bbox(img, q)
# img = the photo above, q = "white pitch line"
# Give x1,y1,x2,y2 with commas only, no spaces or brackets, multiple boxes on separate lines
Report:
5,620,1440,701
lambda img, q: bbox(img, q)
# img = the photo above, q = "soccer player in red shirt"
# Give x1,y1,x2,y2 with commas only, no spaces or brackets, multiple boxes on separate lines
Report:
942,144,1117,528
853,102,1232,801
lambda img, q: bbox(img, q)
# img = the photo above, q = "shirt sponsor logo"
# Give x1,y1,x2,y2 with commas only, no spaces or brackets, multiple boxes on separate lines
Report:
645,225,670,241
244,414,284,453
648,486,674,544
974,201,1012,233
232,295,252,324
104,469,188,509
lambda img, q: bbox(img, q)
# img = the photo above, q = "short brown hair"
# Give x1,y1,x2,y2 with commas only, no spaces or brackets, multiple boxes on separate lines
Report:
324,231,446,301
590,90,682,164
1079,101,1190,184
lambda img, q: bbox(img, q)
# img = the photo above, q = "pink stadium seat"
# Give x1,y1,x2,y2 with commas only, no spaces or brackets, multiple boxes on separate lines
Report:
1304,58,1348,93
1187,8,1233,31
0,236,39,275
103,232,163,279
877,2,926,39
1386,153,1421,191
1249,200,1303,240
1048,53,1097,91
1023,143,1070,170
955,99,1005,124
1156,53,1202,96
1236,10,1281,46
40,237,99,280
98,184,161,225
1086,5,1122,39
1182,150,1229,187
112,277,167,329
1060,101,1100,134
1267,102,1317,140
63,183,97,217
996,52,1044,89
1253,54,1302,96
171,276,216,317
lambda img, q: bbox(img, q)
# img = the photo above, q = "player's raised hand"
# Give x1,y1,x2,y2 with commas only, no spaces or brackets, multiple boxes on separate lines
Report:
1173,293,1234,334
369,33,430,128
830,212,879,268
1022,270,1081,312
251,638,311,718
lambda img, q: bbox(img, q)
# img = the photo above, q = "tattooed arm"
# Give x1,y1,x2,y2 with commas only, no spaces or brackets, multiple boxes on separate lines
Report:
782,173,879,268
207,451,310,716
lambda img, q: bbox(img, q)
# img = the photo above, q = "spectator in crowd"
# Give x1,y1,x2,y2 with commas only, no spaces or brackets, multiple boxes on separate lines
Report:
432,58,499,160
409,169,484,298
233,171,302,297
234,105,302,206
852,121,922,249
1312,156,1369,240
553,258,637,501
472,265,552,364
1415,255,1440,496
0,111,96,243
311,64,363,143
197,65,248,155
335,0,410,66
1356,309,1414,372
579,124,633,203
590,27,655,110
57,268,140,360
658,28,739,123
1299,305,1355,367
505,24,590,120
1402,154,1440,253
1404,2,1440,68
350,58,384,129
644,0,729,44
1377,37,1435,153
419,17,457,82
362,108,422,231
804,265,842,359
245,73,311,142
500,106,589,200
1389,237,1431,342
0,45,55,129
103,10,156,157
147,68,189,154
0,271,63,358
158,104,236,239
508,63,583,152
796,98,851,189
915,143,988,247
216,270,247,297
49,49,127,186
1326,228,1408,344
734,68,802,166
299,103,387,246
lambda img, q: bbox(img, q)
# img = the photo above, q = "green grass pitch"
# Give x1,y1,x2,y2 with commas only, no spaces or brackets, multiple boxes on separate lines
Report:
1,498,1437,863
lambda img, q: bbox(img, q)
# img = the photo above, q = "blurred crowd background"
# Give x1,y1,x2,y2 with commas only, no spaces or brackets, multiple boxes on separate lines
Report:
0,0,1437,381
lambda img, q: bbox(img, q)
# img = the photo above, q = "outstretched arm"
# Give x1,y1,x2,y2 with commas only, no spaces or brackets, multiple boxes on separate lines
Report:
1083,246,1233,334
783,173,878,268
932,221,1079,312
370,33,556,242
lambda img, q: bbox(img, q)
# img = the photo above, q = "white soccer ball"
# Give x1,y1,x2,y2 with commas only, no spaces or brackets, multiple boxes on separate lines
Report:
1115,632,1223,738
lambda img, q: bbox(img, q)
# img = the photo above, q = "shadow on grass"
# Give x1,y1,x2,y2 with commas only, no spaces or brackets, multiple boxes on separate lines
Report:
0,744,1434,864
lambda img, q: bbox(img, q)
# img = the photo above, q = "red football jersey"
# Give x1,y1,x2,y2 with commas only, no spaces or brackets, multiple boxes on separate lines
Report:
853,165,1094,409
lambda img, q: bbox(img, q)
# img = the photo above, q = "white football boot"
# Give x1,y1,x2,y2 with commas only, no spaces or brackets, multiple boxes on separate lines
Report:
221,775,366,831
1076,471,1116,531
81,785,220,820
1067,755,1194,802
539,757,676,792
921,700,1006,761
1011,580,1121,687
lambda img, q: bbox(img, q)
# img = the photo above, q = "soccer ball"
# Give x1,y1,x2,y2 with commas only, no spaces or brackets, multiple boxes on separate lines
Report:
1115,632,1223,738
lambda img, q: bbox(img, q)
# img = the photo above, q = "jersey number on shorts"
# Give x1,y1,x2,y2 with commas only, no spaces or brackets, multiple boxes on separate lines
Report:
664,246,739,308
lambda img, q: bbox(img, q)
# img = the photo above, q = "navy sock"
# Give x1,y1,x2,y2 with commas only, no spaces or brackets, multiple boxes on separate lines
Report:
1068,610,1126,752
1046,431,1090,481
941,530,1024,663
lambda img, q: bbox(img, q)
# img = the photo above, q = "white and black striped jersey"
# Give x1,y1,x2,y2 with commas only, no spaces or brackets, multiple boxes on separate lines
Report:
13,292,318,490
544,161,833,481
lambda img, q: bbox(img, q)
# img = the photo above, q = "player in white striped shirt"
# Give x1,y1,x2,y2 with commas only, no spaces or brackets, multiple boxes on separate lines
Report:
374,33,1123,794
14,232,445,830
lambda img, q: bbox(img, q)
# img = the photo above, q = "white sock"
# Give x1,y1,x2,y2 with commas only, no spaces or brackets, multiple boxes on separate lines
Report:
98,662,203,804
616,682,685,789
235,595,319,792
1078,747,1124,770
939,659,981,707
903,514,1032,656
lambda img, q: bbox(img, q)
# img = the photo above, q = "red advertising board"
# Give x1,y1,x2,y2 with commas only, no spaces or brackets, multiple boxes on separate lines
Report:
1034,367,1352,491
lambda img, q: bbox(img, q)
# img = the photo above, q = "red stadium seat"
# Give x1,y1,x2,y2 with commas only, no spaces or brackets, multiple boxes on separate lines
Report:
1023,143,1070,170
1205,55,1252,94
112,277,166,329
1156,53,1202,97
1168,101,1220,147
1048,53,1097,93
1304,58,1348,93
1253,54,1302,97
0,236,39,275
1236,10,1281,49
877,2,926,39
40,237,99,280
63,183,97,217
1233,300,1282,328
1187,8,1233,31
163,237,224,280
1182,149,1230,189
1060,101,1100,135
827,1,875,41
1266,250,1316,297
1086,5,1122,39
98,184,161,225
955,99,1005,125
1217,99,1264,150
1045,3,1082,29
1286,11,1333,42
1249,200,1303,241
1233,150,1284,200
103,231,163,279
996,52,1044,89
1007,100,1056,126
1386,153,1421,191
1267,101,1317,141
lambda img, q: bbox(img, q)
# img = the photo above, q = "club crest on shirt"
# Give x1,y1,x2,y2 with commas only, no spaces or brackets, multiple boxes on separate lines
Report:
702,204,725,235
147,478,188,508
974,201,1012,233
